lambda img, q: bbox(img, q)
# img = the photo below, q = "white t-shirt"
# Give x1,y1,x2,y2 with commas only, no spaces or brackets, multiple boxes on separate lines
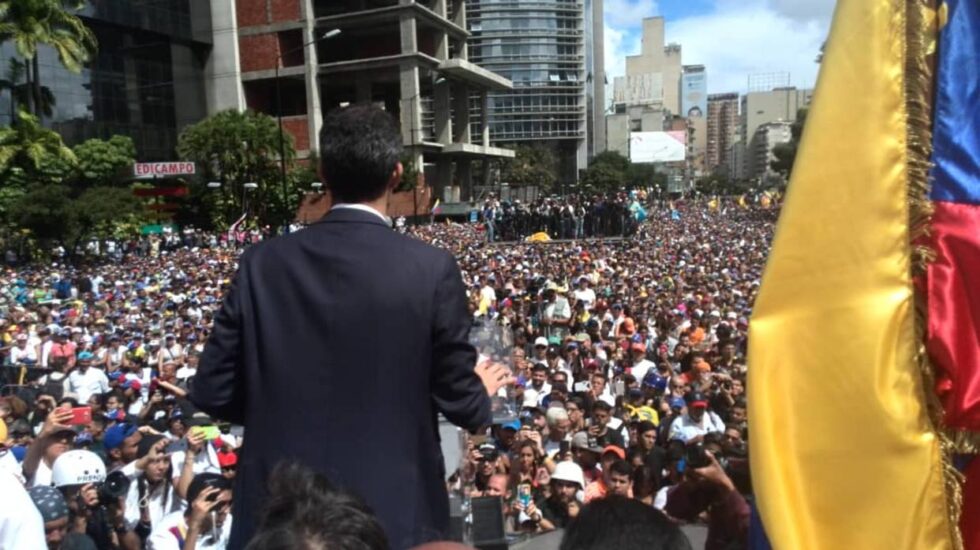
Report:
9,345,37,364
572,288,596,310
121,471,183,531
0,469,47,549
631,359,656,383
66,368,110,403
147,510,232,550
29,460,53,488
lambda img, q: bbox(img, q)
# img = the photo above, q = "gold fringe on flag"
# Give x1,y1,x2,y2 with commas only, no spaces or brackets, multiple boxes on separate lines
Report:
904,0,965,547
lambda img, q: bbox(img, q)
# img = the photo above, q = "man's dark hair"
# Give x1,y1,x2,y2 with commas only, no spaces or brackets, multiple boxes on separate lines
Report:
607,460,632,478
560,496,691,550
245,461,389,550
592,400,612,413
320,104,402,204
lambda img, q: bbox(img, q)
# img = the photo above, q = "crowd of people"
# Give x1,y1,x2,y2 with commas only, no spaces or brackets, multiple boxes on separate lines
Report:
417,200,770,548
0,195,775,549
474,192,649,242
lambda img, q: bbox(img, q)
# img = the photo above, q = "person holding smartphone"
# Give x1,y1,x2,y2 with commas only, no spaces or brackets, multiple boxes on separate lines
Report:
147,473,233,550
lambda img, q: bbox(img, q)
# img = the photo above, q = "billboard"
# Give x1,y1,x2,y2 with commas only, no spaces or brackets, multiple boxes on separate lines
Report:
681,69,707,119
613,73,664,106
629,131,686,163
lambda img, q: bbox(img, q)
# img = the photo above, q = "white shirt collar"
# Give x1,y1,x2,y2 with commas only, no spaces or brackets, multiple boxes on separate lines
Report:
329,203,390,225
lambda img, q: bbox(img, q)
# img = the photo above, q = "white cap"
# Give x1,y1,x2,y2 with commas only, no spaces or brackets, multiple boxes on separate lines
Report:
533,337,549,348
709,310,721,318
52,450,106,487
727,312,738,320
551,461,586,489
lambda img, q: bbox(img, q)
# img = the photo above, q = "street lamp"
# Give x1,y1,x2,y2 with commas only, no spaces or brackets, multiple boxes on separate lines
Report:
274,28,342,234
207,181,222,189
311,182,323,192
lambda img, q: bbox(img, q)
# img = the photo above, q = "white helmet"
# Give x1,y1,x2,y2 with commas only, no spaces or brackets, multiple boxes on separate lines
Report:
551,461,585,490
52,450,106,487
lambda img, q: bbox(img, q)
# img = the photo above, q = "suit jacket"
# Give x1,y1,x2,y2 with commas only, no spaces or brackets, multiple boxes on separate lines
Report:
190,207,491,549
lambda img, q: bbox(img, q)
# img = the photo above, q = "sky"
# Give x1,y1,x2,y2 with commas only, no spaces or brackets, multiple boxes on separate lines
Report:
604,0,837,95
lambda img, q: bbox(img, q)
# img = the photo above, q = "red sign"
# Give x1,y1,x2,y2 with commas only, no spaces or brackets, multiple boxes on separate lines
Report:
133,162,196,178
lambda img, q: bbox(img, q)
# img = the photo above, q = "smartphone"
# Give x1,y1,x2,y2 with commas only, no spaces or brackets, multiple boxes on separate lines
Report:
517,484,532,508
68,406,92,426
471,433,489,447
190,425,221,441
613,380,625,397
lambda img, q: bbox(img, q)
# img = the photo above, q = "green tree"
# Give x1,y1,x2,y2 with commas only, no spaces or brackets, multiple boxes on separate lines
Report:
0,108,75,185
626,162,665,190
0,0,97,116
8,183,140,256
73,135,136,187
499,144,558,190
770,107,808,181
580,151,629,192
176,109,297,228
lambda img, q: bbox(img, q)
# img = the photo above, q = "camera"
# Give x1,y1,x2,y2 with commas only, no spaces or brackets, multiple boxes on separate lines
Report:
98,471,131,506
685,443,711,469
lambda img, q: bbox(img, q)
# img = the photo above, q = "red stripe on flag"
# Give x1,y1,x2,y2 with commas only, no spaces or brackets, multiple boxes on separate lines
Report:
927,201,980,430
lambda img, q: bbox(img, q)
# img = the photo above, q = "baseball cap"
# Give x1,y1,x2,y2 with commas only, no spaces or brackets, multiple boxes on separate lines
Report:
103,422,138,450
500,419,521,432
686,391,709,408
478,443,498,460
669,397,686,410
570,431,603,454
602,445,626,460
534,337,548,348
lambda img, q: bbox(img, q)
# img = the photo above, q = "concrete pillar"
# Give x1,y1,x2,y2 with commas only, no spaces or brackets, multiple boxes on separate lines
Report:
457,159,473,202
432,0,449,60
480,90,489,148
434,79,452,145
434,158,453,202
300,0,322,156
451,0,467,59
205,0,245,114
452,83,470,144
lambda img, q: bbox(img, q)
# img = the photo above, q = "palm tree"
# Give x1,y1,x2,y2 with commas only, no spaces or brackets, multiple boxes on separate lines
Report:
0,107,76,182
0,58,55,119
0,0,97,116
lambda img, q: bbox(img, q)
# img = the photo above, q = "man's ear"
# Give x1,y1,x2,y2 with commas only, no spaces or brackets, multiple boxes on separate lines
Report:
387,162,405,191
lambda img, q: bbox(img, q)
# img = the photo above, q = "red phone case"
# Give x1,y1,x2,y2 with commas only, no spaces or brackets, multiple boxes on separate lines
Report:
70,406,92,425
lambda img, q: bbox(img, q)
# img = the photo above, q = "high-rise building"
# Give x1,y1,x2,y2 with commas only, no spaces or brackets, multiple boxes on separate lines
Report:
681,65,706,176
606,17,682,159
748,121,792,184
585,0,606,160
466,0,591,186
740,86,812,149
706,92,739,175
0,0,213,160
228,0,513,207
740,86,811,179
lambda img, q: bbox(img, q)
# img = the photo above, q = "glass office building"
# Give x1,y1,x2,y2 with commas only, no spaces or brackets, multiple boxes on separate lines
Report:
0,0,212,161
466,0,587,185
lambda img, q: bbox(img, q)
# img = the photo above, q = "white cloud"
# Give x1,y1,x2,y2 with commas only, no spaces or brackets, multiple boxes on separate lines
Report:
602,0,831,95
665,5,828,93
603,0,659,30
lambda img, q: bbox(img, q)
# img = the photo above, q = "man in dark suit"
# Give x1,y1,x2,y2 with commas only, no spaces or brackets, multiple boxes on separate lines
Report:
190,105,511,549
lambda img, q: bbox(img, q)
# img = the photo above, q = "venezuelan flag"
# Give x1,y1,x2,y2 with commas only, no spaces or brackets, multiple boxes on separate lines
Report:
748,0,967,548
926,0,980,436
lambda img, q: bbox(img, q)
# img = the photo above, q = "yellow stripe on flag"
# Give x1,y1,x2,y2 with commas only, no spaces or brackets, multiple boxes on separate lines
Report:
747,0,953,548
